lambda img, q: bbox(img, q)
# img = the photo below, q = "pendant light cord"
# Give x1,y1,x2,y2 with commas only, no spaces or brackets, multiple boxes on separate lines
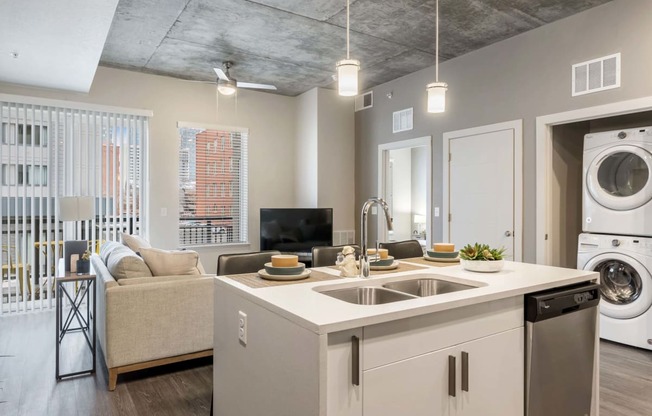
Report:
435,0,439,82
346,0,350,59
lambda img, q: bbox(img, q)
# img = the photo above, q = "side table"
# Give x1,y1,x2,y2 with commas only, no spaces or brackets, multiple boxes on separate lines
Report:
55,270,96,379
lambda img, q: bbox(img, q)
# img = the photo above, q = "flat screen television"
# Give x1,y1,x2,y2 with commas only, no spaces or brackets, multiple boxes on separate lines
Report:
260,208,333,254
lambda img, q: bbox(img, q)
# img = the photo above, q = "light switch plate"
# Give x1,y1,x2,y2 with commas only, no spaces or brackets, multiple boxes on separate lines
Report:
434,207,440,217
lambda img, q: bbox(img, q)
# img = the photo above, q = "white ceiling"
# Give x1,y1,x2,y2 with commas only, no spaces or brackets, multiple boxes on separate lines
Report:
0,0,119,93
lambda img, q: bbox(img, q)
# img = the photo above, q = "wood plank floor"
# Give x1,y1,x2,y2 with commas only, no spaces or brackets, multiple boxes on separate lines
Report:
1,310,651,415
0,311,212,416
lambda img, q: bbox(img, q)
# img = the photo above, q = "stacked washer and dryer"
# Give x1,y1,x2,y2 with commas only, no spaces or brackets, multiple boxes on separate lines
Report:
578,126,652,350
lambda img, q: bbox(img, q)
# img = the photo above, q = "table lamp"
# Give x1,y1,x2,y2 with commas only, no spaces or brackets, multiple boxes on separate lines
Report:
59,196,95,272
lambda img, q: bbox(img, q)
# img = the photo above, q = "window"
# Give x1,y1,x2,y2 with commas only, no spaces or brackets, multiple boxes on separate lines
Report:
177,123,248,246
1,99,149,314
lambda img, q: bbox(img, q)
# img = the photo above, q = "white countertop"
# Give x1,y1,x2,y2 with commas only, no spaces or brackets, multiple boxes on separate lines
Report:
214,260,598,335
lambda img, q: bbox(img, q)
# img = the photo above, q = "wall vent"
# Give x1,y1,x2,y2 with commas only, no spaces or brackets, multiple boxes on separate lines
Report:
572,53,620,97
355,91,373,111
393,108,413,133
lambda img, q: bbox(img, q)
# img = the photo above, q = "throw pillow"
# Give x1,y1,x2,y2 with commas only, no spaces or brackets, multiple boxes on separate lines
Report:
106,245,153,280
140,248,206,276
121,233,151,253
100,241,123,265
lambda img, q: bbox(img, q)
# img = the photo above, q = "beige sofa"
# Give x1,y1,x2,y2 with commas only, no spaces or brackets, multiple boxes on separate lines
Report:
90,241,214,390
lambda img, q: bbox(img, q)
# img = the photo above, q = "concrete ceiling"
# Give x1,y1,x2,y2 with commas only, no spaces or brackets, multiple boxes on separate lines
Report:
5,0,610,96
0,0,119,93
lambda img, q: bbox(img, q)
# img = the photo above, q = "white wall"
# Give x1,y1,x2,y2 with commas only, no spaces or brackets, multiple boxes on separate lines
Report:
317,88,355,231
295,88,318,207
0,66,298,273
294,88,355,232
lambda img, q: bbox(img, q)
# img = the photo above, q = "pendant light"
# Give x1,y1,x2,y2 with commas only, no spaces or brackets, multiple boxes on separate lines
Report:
426,0,447,113
336,0,360,96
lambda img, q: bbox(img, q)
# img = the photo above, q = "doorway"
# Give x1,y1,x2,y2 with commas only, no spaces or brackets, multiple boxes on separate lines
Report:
378,137,432,249
536,96,652,265
546,110,652,268
443,120,523,261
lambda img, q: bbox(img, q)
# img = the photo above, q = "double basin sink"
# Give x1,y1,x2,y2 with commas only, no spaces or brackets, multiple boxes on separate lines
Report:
318,274,480,305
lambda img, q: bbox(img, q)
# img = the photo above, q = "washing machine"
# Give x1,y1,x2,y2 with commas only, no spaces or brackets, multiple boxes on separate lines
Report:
578,233,652,350
583,126,652,237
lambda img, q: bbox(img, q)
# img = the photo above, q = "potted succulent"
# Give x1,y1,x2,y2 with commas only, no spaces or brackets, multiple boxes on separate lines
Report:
459,243,506,272
76,249,92,274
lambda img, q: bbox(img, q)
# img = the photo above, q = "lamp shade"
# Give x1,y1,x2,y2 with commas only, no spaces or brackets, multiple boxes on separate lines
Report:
426,82,448,113
336,59,360,96
59,196,94,221
217,78,237,96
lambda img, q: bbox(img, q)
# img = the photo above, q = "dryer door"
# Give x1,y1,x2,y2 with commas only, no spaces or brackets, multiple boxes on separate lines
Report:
586,145,652,210
584,253,652,319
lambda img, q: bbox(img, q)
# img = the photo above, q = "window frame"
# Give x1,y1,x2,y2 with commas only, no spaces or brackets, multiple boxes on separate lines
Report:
177,122,249,247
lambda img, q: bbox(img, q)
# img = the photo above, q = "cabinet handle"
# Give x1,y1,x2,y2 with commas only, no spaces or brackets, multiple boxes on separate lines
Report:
352,336,360,386
462,351,469,392
448,355,456,397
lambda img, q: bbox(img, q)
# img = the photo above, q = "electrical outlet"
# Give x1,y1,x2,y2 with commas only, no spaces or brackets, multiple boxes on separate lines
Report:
238,311,247,345
434,207,440,217
160,207,168,217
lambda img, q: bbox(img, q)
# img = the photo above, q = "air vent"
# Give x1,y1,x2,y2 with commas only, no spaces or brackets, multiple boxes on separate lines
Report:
355,91,373,111
572,53,620,97
393,108,413,133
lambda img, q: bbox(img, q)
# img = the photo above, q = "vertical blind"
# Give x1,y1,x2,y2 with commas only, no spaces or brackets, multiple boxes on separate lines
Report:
178,123,248,246
0,97,149,314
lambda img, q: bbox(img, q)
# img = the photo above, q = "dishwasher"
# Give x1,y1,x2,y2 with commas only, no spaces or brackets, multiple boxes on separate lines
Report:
525,282,600,416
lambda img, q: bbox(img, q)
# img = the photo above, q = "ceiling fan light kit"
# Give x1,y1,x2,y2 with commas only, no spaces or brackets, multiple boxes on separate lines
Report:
427,0,447,113
214,61,277,96
337,0,359,97
217,78,237,96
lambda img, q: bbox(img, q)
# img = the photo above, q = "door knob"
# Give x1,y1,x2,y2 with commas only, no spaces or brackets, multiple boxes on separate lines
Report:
505,231,512,237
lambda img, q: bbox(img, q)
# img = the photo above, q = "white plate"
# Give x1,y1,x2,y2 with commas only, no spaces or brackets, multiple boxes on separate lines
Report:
423,255,460,263
257,268,311,281
370,261,400,271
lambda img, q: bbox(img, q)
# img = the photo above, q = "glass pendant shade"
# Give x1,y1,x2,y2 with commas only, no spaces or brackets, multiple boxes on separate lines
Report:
337,59,360,96
217,78,237,96
426,82,448,113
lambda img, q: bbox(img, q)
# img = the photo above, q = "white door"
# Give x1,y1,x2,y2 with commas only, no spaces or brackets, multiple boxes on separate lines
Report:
445,121,522,260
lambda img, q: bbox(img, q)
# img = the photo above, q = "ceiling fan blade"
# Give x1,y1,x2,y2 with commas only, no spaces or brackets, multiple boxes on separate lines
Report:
237,82,277,90
214,68,229,81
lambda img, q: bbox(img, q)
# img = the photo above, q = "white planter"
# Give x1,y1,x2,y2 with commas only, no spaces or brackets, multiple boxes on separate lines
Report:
461,259,505,273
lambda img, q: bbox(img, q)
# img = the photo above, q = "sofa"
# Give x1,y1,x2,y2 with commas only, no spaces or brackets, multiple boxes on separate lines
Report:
90,240,214,390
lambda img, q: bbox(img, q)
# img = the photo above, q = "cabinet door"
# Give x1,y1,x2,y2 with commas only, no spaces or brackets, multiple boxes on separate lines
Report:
457,327,524,416
363,345,457,416
327,329,363,416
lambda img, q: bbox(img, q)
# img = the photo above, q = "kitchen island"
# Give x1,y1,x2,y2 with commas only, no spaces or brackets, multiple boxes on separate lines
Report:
213,260,598,416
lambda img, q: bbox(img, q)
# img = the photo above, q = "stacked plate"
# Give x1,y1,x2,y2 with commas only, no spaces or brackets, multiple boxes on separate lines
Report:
369,255,399,270
258,255,311,281
424,243,460,263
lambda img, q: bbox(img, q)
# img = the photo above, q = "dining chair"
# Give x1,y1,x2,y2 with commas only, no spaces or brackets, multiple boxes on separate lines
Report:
311,245,361,267
379,240,424,259
216,250,282,275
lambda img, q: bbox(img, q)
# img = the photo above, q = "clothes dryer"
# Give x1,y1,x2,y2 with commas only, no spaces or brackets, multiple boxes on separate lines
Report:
583,126,652,236
577,233,652,350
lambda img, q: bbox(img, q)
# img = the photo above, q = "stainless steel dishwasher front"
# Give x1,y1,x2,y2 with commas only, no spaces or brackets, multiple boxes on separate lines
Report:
525,282,600,416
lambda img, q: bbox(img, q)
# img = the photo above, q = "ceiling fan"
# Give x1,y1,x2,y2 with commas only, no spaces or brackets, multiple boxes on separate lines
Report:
214,61,277,95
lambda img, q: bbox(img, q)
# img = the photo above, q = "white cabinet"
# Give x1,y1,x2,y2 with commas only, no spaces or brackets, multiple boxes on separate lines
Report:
327,329,363,416
363,328,524,416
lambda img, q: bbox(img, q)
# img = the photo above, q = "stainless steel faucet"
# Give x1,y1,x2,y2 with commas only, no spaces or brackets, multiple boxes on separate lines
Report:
360,197,393,278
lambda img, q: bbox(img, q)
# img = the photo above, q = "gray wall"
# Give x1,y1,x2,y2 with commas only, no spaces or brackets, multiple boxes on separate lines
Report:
355,0,652,262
